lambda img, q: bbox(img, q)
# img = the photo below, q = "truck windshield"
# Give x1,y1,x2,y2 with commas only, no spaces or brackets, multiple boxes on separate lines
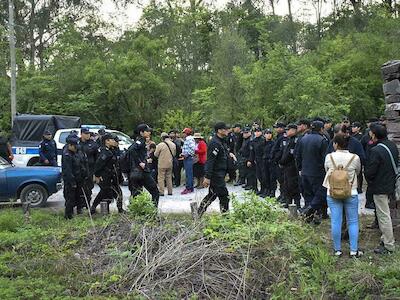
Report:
0,157,11,169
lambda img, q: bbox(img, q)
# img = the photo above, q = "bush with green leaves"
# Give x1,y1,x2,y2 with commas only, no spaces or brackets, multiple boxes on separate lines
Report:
128,192,157,220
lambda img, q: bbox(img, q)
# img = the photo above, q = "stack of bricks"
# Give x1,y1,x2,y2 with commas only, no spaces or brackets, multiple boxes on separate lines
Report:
382,60,400,225
383,60,400,149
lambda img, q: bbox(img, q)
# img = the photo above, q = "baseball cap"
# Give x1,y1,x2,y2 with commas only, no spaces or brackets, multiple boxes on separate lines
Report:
103,133,116,141
137,124,153,133
98,128,106,135
254,127,263,132
242,127,251,133
43,130,52,136
214,122,229,132
273,122,286,129
311,120,324,130
182,128,193,135
161,132,169,138
264,128,273,134
351,122,362,128
233,123,242,128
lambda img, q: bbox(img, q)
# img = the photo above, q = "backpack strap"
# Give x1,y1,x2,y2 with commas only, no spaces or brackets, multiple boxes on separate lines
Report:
164,141,174,159
329,154,337,169
344,154,356,170
377,143,399,176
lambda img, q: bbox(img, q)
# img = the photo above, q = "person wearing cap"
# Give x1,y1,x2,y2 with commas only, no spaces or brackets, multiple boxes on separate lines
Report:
193,133,207,189
0,132,13,163
225,126,237,183
127,124,159,206
91,133,125,214
233,124,246,186
39,130,57,166
62,135,84,219
324,118,334,140
249,127,266,195
279,124,301,209
262,129,277,197
154,132,176,196
238,126,257,191
271,122,287,203
198,122,234,217
351,122,363,141
78,128,99,203
169,130,184,187
296,120,329,221
180,128,196,194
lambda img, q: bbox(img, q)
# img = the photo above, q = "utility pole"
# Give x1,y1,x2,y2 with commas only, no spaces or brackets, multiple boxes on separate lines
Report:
8,0,17,127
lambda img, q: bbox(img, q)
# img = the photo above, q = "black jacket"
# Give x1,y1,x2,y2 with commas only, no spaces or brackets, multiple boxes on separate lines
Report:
262,140,275,161
78,139,99,171
62,148,84,186
129,137,150,172
365,138,399,195
39,139,57,163
272,133,288,164
239,137,252,160
249,136,265,162
205,135,228,179
94,147,119,184
296,131,328,177
279,136,298,167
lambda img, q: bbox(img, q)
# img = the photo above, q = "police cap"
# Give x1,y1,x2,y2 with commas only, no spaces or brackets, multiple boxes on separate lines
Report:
103,133,115,141
264,128,273,134
98,128,106,135
254,127,263,132
286,123,298,130
214,122,229,132
273,122,286,129
81,127,90,134
136,124,153,133
351,122,362,128
242,127,251,133
233,123,241,128
311,120,324,131
66,135,78,145
297,119,310,127
43,130,52,136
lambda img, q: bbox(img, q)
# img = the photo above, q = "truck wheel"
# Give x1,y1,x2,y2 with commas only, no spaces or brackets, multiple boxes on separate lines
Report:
20,184,48,207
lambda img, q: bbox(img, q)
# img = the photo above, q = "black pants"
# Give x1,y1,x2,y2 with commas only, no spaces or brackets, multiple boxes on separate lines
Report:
283,164,301,207
173,160,183,186
276,165,285,199
92,181,122,210
255,159,264,192
244,163,257,191
302,175,326,209
82,173,94,208
263,160,277,193
131,172,160,207
227,157,237,181
237,156,246,183
64,184,84,218
198,175,229,216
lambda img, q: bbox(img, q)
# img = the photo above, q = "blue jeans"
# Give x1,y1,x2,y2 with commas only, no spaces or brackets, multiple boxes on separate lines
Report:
183,156,194,190
327,195,359,252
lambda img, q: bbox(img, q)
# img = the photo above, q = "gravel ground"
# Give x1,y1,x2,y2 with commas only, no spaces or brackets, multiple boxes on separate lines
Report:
46,183,374,215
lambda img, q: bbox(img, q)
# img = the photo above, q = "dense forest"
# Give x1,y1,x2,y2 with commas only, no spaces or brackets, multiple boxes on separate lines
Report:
0,0,399,134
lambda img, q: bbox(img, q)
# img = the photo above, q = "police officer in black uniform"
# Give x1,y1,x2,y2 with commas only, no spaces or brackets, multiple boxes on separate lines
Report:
39,130,57,166
78,128,98,204
225,126,237,183
128,124,160,207
279,124,301,209
198,122,234,217
249,127,265,195
271,122,287,203
90,133,124,214
62,135,84,219
262,129,276,198
239,127,257,191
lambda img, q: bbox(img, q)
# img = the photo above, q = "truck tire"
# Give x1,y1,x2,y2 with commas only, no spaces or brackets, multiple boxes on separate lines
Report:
20,184,48,207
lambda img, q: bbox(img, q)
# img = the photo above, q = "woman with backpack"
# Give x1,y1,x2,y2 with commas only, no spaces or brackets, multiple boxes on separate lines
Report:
323,133,362,257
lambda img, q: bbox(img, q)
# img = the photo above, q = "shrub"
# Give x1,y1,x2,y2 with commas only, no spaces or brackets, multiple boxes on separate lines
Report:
128,192,157,220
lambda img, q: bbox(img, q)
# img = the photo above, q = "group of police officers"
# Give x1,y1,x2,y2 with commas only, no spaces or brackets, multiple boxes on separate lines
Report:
51,116,379,220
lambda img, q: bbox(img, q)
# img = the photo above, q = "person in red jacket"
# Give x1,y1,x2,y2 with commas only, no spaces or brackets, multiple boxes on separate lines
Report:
193,133,207,189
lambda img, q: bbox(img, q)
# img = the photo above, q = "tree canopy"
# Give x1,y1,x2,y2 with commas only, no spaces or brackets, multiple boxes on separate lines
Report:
1,0,399,133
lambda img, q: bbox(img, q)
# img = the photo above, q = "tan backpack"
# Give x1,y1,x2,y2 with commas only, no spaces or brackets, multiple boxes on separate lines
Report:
328,154,356,200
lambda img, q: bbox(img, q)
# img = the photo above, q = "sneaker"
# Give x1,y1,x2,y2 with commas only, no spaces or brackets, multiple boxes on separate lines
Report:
168,193,173,196
374,245,393,255
181,189,193,195
350,250,364,258
159,194,165,196
334,250,343,257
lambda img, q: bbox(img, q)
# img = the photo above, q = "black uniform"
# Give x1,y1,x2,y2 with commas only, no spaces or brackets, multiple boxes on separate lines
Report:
262,140,277,197
39,139,57,166
249,135,265,194
78,139,98,202
198,135,230,216
62,146,85,218
226,132,237,182
239,136,257,191
279,135,301,208
272,133,287,202
172,138,183,186
91,146,123,213
128,137,160,207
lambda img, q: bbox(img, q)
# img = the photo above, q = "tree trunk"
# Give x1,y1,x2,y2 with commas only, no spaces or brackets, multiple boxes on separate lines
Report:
29,0,35,69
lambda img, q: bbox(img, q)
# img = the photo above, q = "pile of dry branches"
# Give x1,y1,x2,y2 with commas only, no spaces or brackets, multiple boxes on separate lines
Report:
77,216,291,299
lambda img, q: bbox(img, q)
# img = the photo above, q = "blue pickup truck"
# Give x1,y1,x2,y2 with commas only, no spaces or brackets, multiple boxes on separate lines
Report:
0,157,62,207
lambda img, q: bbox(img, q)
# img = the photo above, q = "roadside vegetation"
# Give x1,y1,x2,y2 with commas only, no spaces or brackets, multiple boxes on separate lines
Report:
0,193,399,299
